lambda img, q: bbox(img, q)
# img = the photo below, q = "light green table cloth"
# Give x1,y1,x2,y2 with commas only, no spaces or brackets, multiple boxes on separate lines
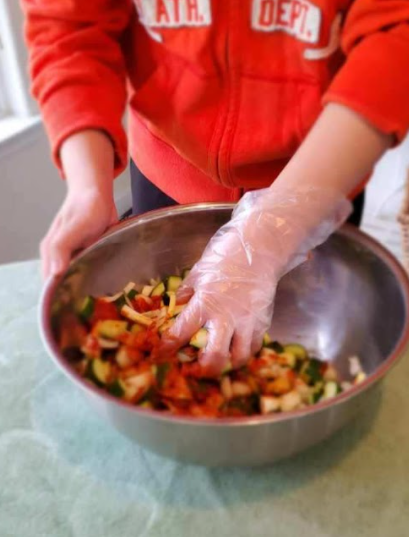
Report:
1,260,408,537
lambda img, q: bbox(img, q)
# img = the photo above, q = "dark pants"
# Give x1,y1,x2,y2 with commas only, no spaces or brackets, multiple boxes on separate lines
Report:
130,161,364,226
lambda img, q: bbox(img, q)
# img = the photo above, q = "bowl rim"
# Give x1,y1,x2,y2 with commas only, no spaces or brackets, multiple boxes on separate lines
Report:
39,202,409,428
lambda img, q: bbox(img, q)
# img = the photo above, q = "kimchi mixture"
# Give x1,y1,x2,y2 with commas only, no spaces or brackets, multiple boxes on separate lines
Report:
58,271,366,418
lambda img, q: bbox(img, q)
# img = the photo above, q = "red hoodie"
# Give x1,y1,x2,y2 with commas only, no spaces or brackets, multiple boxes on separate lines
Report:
22,0,409,203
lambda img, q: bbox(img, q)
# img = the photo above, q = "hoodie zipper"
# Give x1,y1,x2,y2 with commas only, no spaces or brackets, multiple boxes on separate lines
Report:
214,0,240,188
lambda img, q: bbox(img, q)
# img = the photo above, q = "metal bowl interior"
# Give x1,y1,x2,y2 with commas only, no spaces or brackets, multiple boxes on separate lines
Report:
40,204,409,465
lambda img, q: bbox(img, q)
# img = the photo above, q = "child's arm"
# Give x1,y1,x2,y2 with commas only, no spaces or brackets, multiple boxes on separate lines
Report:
40,130,116,279
165,103,392,374
274,103,391,196
21,0,133,277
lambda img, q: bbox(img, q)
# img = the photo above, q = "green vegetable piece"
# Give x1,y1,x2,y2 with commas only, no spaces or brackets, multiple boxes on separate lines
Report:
190,328,208,349
114,294,127,311
156,363,170,389
182,269,191,280
151,281,166,297
266,341,284,354
163,292,172,306
283,344,308,361
85,358,111,388
127,289,137,300
108,380,125,398
97,320,128,339
79,296,95,321
262,333,272,346
166,276,182,293
301,358,323,385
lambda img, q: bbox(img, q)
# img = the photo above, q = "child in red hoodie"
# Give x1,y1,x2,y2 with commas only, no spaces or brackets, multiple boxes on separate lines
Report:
23,0,409,372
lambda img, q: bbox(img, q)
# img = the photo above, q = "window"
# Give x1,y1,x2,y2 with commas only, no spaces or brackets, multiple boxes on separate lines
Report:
0,0,37,121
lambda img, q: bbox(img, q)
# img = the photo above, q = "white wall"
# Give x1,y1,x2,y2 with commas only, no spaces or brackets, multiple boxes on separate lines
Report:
0,121,131,264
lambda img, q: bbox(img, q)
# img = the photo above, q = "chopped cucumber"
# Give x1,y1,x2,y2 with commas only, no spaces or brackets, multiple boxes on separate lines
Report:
79,296,95,321
166,276,182,293
262,333,272,346
96,320,128,339
279,352,297,368
151,281,166,297
300,358,323,385
127,289,137,300
114,294,127,311
322,381,340,400
108,379,126,398
283,344,308,361
190,328,208,349
156,363,171,388
310,381,324,403
85,358,111,387
265,341,284,354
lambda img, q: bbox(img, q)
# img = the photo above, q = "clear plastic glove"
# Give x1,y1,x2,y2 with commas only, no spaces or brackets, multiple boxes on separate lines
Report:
163,184,352,376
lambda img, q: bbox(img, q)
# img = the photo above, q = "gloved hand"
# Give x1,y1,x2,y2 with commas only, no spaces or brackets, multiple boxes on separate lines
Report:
163,184,352,375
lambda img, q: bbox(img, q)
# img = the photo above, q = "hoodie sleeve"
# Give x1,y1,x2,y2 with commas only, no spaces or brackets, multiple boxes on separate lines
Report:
21,0,133,176
323,0,409,142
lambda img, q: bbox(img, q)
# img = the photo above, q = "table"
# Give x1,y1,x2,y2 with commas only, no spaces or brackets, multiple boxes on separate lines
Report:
1,260,408,537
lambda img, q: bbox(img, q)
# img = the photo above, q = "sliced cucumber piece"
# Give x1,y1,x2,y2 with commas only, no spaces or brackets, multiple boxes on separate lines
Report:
156,363,171,389
279,352,297,368
283,344,308,361
151,281,166,297
322,381,340,400
190,328,208,349
96,320,128,339
79,296,95,321
300,358,323,385
262,333,272,346
127,289,137,300
108,379,126,398
85,358,111,387
265,341,284,354
114,294,127,311
166,276,182,293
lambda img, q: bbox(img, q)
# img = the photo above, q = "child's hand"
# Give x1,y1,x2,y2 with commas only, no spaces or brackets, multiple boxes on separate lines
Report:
163,185,351,376
40,187,117,280
40,129,117,280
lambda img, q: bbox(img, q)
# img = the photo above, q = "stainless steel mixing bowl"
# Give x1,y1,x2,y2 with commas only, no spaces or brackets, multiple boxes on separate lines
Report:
39,204,409,466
